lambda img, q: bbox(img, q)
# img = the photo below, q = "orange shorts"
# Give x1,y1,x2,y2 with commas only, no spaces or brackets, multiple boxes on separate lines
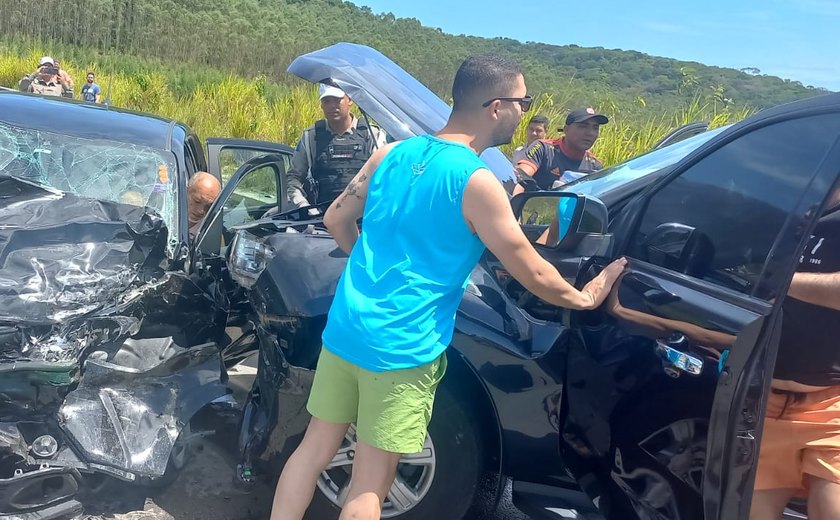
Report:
755,386,840,493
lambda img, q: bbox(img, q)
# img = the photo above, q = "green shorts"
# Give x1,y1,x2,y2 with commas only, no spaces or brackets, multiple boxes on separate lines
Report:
306,347,447,454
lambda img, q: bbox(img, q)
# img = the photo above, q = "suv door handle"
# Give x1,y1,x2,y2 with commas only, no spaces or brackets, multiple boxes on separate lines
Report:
656,333,703,377
623,273,681,305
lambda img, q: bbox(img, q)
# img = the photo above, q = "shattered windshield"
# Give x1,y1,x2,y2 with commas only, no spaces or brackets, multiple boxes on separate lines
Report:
0,122,179,249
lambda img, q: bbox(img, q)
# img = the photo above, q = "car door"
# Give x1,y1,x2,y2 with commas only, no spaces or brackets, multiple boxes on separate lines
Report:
206,137,294,198
204,139,294,241
193,153,292,365
554,111,840,520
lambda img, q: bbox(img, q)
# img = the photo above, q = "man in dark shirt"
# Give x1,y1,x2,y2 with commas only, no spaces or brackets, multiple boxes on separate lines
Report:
512,107,607,195
751,187,840,519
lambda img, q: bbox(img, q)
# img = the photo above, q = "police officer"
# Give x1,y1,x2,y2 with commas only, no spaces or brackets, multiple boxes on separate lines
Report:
287,83,386,208
18,57,70,98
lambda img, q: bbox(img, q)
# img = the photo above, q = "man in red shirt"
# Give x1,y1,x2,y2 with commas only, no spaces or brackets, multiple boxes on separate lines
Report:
513,107,607,195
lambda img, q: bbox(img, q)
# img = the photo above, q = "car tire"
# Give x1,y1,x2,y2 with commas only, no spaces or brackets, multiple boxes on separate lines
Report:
306,384,484,519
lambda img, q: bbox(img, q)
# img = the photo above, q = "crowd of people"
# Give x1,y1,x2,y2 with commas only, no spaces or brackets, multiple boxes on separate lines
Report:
17,56,102,103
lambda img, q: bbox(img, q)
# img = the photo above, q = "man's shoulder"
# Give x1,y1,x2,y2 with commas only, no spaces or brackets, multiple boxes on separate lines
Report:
522,139,557,162
584,150,603,167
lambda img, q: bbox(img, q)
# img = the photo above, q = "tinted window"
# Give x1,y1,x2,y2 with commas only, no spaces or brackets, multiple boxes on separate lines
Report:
223,164,280,230
219,148,291,185
563,125,728,197
629,114,840,296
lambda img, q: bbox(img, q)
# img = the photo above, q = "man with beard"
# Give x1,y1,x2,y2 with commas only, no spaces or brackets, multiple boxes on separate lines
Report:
269,54,627,520
286,83,386,209
81,72,102,103
512,107,608,194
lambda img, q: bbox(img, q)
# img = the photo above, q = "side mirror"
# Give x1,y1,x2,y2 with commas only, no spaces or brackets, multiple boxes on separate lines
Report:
511,192,611,256
644,223,714,277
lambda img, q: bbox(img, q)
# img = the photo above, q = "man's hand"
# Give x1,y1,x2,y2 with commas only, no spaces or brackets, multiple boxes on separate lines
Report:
580,258,628,309
464,169,625,310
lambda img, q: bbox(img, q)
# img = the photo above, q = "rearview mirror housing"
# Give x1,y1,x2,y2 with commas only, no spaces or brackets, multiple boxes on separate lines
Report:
511,192,611,256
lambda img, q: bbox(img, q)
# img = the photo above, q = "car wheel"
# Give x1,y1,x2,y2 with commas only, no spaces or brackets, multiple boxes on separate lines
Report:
307,385,484,519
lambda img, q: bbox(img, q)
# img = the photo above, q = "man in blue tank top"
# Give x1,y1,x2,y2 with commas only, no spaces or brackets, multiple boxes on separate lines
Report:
271,55,627,520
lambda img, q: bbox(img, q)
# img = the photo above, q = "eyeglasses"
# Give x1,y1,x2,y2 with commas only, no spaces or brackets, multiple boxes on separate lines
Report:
482,95,533,113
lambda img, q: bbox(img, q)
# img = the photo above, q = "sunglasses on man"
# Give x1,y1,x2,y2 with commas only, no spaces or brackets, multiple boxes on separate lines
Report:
481,95,533,113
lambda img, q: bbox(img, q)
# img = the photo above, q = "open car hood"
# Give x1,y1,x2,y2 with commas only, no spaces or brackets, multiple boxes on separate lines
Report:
287,42,516,185
0,175,167,328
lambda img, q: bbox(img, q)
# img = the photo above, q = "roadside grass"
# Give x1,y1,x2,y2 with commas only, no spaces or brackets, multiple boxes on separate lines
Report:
0,47,752,166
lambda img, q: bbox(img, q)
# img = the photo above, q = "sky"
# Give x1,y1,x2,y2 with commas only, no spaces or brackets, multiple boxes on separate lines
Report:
350,0,840,91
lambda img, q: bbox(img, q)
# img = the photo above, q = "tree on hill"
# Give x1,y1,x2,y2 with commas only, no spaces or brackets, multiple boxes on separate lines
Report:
0,0,827,109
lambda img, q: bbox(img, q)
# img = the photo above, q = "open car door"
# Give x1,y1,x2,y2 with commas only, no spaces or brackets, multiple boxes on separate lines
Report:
193,153,292,366
514,109,840,520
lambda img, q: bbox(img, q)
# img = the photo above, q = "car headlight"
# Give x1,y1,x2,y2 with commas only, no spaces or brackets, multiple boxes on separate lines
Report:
228,230,275,290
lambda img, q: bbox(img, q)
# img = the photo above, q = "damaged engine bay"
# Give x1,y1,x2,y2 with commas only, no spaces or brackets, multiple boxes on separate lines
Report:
0,175,229,518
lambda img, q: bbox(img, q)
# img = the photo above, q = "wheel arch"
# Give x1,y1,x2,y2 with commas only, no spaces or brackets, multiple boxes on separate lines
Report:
441,348,504,490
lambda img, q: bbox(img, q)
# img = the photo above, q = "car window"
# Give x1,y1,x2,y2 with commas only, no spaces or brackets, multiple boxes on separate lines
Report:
563,125,729,198
223,164,280,230
184,136,201,177
219,148,290,185
628,114,840,297
0,121,180,253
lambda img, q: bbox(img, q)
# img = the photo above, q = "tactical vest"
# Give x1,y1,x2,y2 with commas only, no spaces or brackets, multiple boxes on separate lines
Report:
31,78,63,97
310,119,373,204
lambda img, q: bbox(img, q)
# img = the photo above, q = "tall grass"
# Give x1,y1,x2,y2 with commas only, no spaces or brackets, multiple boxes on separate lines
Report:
508,93,752,166
1,49,751,166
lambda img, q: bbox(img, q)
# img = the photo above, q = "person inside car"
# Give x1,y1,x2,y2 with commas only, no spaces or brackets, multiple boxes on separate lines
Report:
187,171,221,239
286,82,387,210
18,57,70,97
513,107,607,195
269,54,627,520
751,185,840,520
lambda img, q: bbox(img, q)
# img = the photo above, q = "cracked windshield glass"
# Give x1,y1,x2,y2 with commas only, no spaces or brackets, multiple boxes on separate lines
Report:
0,121,179,248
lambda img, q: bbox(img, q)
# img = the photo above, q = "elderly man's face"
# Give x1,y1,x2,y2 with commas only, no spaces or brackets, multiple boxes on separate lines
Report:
188,179,221,227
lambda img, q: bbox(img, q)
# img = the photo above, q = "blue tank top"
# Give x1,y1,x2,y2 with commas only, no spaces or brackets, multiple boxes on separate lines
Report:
322,135,487,371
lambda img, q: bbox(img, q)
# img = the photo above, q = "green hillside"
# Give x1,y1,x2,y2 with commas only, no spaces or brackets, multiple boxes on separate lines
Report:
0,0,827,109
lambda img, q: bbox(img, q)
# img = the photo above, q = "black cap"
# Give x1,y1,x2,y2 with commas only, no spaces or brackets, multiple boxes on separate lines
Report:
565,107,609,126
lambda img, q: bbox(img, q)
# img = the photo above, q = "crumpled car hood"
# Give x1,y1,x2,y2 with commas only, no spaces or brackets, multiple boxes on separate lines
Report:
0,175,167,326
287,42,516,184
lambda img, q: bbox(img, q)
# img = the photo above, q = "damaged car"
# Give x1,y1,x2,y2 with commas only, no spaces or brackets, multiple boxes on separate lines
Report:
228,43,840,520
0,93,294,518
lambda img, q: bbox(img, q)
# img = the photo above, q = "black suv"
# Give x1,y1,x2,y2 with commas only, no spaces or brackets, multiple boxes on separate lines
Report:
226,44,840,519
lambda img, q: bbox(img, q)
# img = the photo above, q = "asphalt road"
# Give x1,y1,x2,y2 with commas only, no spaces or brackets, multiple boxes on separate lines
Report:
79,357,530,520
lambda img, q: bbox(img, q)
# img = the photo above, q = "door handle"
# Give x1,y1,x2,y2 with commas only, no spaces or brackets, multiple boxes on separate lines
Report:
623,273,681,305
656,333,703,377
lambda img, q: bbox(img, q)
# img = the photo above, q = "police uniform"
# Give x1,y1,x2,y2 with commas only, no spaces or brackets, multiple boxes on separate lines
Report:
287,116,386,207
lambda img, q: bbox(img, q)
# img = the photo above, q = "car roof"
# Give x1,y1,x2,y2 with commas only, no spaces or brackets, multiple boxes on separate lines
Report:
0,91,187,150
739,91,840,126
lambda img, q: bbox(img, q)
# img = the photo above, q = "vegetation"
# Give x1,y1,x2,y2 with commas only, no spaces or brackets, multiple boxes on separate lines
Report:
0,0,828,109
0,46,748,167
0,0,804,165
